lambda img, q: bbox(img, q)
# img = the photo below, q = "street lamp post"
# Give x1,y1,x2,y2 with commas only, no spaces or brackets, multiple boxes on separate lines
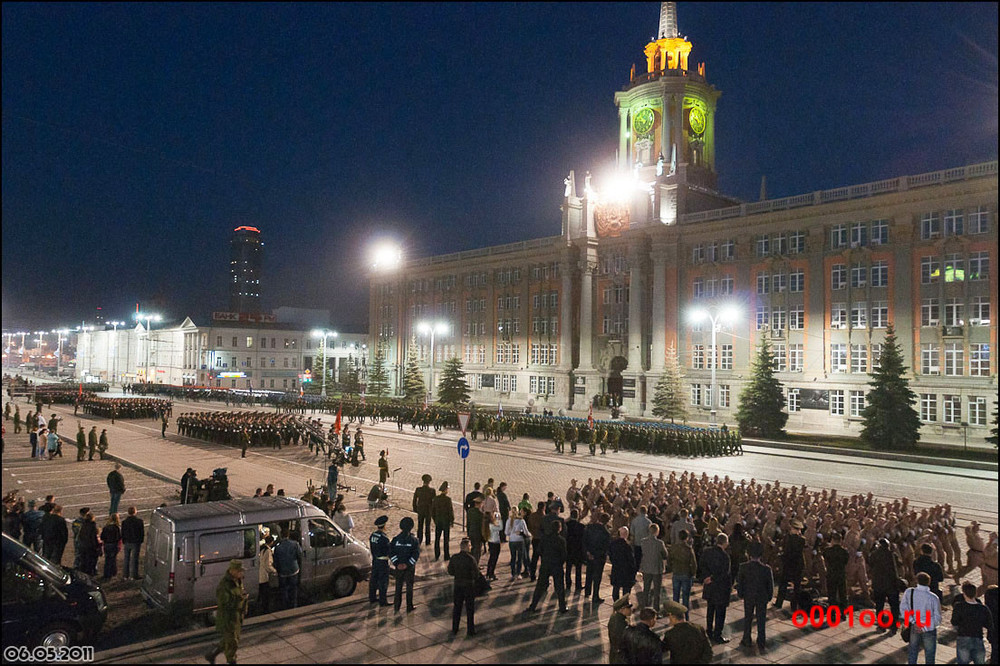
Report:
311,330,338,397
107,321,124,385
52,329,69,377
688,305,739,425
135,313,162,383
416,321,449,403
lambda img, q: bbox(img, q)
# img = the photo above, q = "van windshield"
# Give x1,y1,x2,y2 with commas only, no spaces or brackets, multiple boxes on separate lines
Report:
21,548,72,587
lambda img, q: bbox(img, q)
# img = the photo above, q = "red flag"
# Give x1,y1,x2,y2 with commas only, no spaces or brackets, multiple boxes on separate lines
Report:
334,405,342,435
78,382,83,397
587,405,594,430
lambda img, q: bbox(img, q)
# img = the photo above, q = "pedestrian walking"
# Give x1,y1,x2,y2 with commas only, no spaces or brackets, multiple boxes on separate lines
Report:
737,542,773,652
378,450,389,484
46,428,59,460
527,520,568,613
951,581,994,665
660,599,713,664
273,529,303,609
701,532,732,643
98,429,109,459
29,426,38,459
107,463,126,516
76,424,86,461
608,595,633,664
639,523,668,614
369,515,392,606
161,413,168,438
40,504,68,565
204,560,248,665
900,571,943,665
326,461,339,504
100,513,122,580
390,516,420,612
432,482,454,561
412,474,435,546
448,537,479,636
122,506,144,580
88,426,99,461
486,511,503,581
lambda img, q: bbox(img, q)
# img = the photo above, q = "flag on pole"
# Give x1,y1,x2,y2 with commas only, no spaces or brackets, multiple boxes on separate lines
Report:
587,404,594,430
78,382,83,397
497,399,503,418
334,405,342,435
299,385,303,397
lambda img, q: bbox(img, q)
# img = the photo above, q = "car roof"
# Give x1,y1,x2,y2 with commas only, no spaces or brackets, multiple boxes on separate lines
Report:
153,497,325,531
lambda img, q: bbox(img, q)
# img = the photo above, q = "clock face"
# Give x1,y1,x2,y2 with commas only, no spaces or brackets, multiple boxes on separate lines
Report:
688,107,706,135
633,107,655,136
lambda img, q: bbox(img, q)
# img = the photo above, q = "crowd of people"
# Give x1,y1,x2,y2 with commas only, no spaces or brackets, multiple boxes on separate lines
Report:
79,397,173,420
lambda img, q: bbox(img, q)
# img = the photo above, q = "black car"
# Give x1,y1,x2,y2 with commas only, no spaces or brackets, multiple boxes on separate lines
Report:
2,533,108,647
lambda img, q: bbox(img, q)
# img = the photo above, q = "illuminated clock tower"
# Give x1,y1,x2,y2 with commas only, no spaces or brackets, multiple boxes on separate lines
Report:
613,2,724,225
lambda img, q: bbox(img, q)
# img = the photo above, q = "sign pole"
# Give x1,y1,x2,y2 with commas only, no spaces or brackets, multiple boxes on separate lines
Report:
462,458,467,531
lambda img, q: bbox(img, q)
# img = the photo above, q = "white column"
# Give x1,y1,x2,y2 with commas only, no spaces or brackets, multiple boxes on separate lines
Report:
627,243,644,372
559,252,574,369
578,255,597,371
650,243,668,373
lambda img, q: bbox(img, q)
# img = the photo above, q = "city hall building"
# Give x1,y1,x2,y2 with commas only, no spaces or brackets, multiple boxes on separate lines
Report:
369,3,997,445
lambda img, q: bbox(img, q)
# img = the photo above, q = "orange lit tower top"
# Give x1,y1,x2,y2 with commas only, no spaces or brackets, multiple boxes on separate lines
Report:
645,1,692,73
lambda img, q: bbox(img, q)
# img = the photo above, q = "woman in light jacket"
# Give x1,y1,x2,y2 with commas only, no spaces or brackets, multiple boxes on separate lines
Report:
505,508,530,580
258,535,277,613
486,511,503,581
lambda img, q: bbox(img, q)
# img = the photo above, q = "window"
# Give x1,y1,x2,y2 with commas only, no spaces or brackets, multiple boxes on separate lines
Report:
871,219,889,245
921,298,940,327
969,252,990,281
944,343,964,376
944,298,964,327
755,307,769,331
260,337,267,348
830,344,847,372
789,307,804,330
789,344,803,372
246,337,253,348
692,345,705,370
246,357,252,368
871,302,889,328
769,308,784,331
692,244,705,263
831,303,847,329
871,260,889,287
851,344,868,373
831,264,847,290
831,224,848,249
756,236,770,257
722,240,735,261
693,279,704,299
756,274,770,294
199,529,256,563
944,209,964,236
830,390,845,416
720,344,733,370
308,519,343,549
944,254,965,283
942,395,961,424
774,233,788,255
920,394,937,422
705,279,717,297
690,384,702,406
971,297,991,325
850,223,867,247
850,390,866,418
787,389,800,413
871,343,884,369
706,243,718,263
850,265,866,288
920,256,939,284
920,212,941,240
851,302,867,329
789,270,804,293
970,344,991,376
216,336,223,347
920,344,940,375
773,273,787,293
721,276,734,295
772,343,787,372
231,336,238,347
969,396,988,426
968,205,990,234
790,231,806,254
719,385,730,408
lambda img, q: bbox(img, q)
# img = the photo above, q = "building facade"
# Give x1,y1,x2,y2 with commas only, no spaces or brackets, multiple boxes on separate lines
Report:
369,3,998,445
230,225,264,314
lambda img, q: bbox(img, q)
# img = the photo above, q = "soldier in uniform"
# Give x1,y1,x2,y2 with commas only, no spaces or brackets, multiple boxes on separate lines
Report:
204,559,248,665
568,423,578,454
75,424,86,461
369,515,392,606
390,517,420,613
599,425,608,455
97,429,109,459
553,424,564,453
610,426,620,453
588,425,597,456
412,474,435,547
87,426,98,461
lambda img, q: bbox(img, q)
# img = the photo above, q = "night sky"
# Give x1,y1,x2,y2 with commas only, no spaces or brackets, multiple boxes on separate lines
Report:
3,2,997,332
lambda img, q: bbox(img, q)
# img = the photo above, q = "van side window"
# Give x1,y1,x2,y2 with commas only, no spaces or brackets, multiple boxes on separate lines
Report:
199,528,258,563
308,519,343,549
2,561,46,603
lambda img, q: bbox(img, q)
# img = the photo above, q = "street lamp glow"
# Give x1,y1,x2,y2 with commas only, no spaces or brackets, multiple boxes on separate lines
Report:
416,320,450,402
686,304,741,425
371,243,402,270
311,329,339,397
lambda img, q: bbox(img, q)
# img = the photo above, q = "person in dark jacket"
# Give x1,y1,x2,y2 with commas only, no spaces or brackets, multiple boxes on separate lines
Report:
622,607,662,664
565,509,586,591
608,595,633,664
738,542,773,651
100,514,122,579
3,501,23,540
432,482,454,561
412,474,436,547
467,497,486,561
447,537,479,636
21,500,44,552
273,529,304,609
40,504,68,565
121,506,145,580
951,581,994,665
660,599,713,664
496,482,511,544
774,519,805,611
107,463,126,517
527,520,568,613
823,532,850,607
914,543,946,600
869,538,903,635
180,468,195,505
701,533,732,643
609,526,637,601
77,512,100,575
585,512,612,604
983,584,997,665
390,516,420,613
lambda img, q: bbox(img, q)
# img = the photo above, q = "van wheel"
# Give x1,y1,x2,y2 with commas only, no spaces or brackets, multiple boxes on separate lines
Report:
332,571,356,598
38,622,76,648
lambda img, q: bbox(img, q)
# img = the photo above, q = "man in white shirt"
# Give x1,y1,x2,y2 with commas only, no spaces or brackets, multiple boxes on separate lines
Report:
900,572,943,665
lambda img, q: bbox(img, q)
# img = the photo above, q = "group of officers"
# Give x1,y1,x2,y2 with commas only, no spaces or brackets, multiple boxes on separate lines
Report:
78,397,172,420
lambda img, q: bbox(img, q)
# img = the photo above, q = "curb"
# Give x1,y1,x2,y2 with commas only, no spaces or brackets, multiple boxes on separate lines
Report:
105,452,181,487
743,438,998,472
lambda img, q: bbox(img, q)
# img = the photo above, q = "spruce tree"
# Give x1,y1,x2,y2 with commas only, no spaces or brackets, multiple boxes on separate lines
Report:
401,340,426,404
437,356,471,406
735,336,787,438
860,324,921,450
367,342,390,398
986,399,998,448
308,344,333,394
341,356,361,397
651,344,687,422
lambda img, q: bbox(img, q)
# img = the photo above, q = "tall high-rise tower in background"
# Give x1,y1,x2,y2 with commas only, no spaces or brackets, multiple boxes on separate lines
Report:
229,225,263,314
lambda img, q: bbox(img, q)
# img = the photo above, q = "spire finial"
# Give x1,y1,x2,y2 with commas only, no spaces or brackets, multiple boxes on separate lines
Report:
658,2,679,39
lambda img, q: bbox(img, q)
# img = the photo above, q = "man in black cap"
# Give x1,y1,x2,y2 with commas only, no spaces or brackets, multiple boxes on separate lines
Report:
433,482,454,561
608,595,633,664
390,516,420,612
738,541,773,652
369,515,392,606
527,520,568,613
774,518,805,611
660,599,713,664
412,474,436,547
448,537,479,636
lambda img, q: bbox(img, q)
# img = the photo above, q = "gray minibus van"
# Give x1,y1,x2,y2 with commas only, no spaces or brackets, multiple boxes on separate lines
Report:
141,497,370,616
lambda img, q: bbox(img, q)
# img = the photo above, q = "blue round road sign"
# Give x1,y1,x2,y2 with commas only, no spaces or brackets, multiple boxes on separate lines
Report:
458,437,470,459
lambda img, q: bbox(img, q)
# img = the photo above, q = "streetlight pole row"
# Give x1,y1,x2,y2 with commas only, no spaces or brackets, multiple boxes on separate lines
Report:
416,321,449,403
311,330,339,397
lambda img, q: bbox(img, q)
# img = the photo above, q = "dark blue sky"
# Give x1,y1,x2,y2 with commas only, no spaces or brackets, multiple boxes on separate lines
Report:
3,2,997,332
